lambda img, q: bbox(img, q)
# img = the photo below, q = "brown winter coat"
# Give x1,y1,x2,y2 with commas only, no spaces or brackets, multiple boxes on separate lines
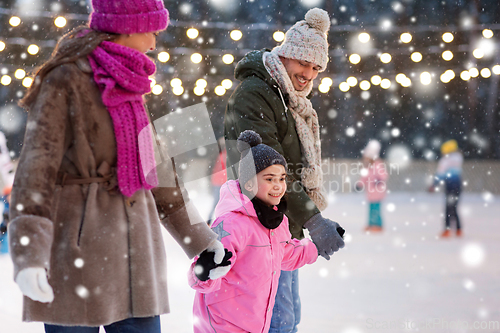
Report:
7,58,217,326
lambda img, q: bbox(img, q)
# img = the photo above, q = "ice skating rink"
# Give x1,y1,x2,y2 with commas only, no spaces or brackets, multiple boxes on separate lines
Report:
1,192,499,333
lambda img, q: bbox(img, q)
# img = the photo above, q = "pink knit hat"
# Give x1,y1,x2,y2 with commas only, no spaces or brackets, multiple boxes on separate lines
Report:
89,0,169,34
273,8,330,72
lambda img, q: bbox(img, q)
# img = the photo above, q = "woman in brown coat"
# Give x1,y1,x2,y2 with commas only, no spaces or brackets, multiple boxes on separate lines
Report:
7,1,224,332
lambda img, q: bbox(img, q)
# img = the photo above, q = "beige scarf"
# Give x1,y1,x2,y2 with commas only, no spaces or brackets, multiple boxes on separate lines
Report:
263,50,327,211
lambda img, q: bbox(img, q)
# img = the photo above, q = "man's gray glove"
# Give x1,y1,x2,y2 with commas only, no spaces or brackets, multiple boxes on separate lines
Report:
304,213,345,260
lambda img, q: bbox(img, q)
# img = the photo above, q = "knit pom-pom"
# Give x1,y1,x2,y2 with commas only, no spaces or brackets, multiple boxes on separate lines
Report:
237,130,262,153
305,8,330,33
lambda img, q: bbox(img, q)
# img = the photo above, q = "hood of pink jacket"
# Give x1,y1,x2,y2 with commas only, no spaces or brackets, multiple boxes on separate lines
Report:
214,179,257,219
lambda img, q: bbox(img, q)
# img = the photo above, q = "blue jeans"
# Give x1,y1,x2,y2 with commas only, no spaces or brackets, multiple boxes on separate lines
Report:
44,316,161,333
269,269,300,333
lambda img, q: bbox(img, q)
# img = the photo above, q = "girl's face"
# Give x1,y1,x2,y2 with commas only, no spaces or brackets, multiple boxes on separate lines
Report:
114,31,159,53
245,164,287,206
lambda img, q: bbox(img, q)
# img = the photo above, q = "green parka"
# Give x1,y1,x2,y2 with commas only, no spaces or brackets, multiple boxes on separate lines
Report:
224,49,320,239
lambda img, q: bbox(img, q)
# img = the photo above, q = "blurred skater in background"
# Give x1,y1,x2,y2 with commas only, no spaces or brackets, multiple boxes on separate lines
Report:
428,139,463,238
356,140,388,233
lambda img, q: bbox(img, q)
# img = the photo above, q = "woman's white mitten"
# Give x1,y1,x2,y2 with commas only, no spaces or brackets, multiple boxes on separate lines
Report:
206,239,225,264
208,265,231,280
15,267,54,303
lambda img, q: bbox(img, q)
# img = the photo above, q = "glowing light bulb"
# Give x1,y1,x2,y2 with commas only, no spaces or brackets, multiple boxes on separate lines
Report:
22,77,33,87
370,75,382,85
193,86,205,96
186,28,199,39
492,65,500,75
440,69,455,83
191,53,203,64
358,32,370,43
221,79,233,89
380,79,391,89
170,78,182,87
400,32,412,43
230,30,242,41
349,54,361,64
273,31,285,42
420,72,432,85
14,69,26,79
321,77,333,87
27,44,39,55
196,79,208,88
442,32,454,43
359,80,371,91
482,29,493,39
346,76,358,87
0,41,5,52
473,49,484,59
460,70,471,81
442,50,453,61
152,84,163,95
54,16,67,28
480,68,491,78
318,84,330,93
339,82,350,92
158,51,170,62
1,75,12,85
401,78,411,87
411,52,422,62
172,86,184,96
469,68,479,78
222,54,234,64
380,53,392,63
9,16,21,27
214,86,226,96
395,73,407,83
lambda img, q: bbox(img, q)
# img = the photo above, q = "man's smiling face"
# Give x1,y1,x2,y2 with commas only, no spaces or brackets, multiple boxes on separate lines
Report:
280,57,320,91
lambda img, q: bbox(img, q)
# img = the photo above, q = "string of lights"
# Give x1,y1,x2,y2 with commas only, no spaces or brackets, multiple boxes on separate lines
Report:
1,6,499,96
1,15,499,98
1,3,500,159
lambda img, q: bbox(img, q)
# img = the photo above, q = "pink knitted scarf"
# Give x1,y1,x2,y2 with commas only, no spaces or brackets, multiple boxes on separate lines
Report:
88,41,158,197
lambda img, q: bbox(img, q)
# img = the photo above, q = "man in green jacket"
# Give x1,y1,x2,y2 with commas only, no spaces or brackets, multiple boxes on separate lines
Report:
224,8,345,333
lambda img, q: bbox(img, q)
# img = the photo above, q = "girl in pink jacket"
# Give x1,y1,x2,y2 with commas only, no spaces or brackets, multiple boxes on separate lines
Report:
357,140,388,232
188,130,321,333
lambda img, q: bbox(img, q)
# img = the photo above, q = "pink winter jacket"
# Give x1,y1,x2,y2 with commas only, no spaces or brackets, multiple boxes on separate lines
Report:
359,159,388,202
188,180,318,333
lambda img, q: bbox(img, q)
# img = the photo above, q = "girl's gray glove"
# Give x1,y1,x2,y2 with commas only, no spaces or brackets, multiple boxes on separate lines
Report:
304,213,345,260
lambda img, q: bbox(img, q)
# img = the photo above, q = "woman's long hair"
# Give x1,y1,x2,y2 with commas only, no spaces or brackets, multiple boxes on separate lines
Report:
19,26,119,109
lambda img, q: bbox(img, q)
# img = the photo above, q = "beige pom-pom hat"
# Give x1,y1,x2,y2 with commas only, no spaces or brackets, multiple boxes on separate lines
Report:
272,8,330,72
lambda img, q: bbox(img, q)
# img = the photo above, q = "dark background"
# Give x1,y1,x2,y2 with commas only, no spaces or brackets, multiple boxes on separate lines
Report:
0,0,499,161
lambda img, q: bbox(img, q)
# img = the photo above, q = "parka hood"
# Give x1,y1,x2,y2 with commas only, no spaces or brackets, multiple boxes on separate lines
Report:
234,49,274,85
214,180,257,219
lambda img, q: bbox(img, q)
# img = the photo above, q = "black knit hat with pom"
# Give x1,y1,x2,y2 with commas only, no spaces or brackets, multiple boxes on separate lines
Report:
237,130,287,187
